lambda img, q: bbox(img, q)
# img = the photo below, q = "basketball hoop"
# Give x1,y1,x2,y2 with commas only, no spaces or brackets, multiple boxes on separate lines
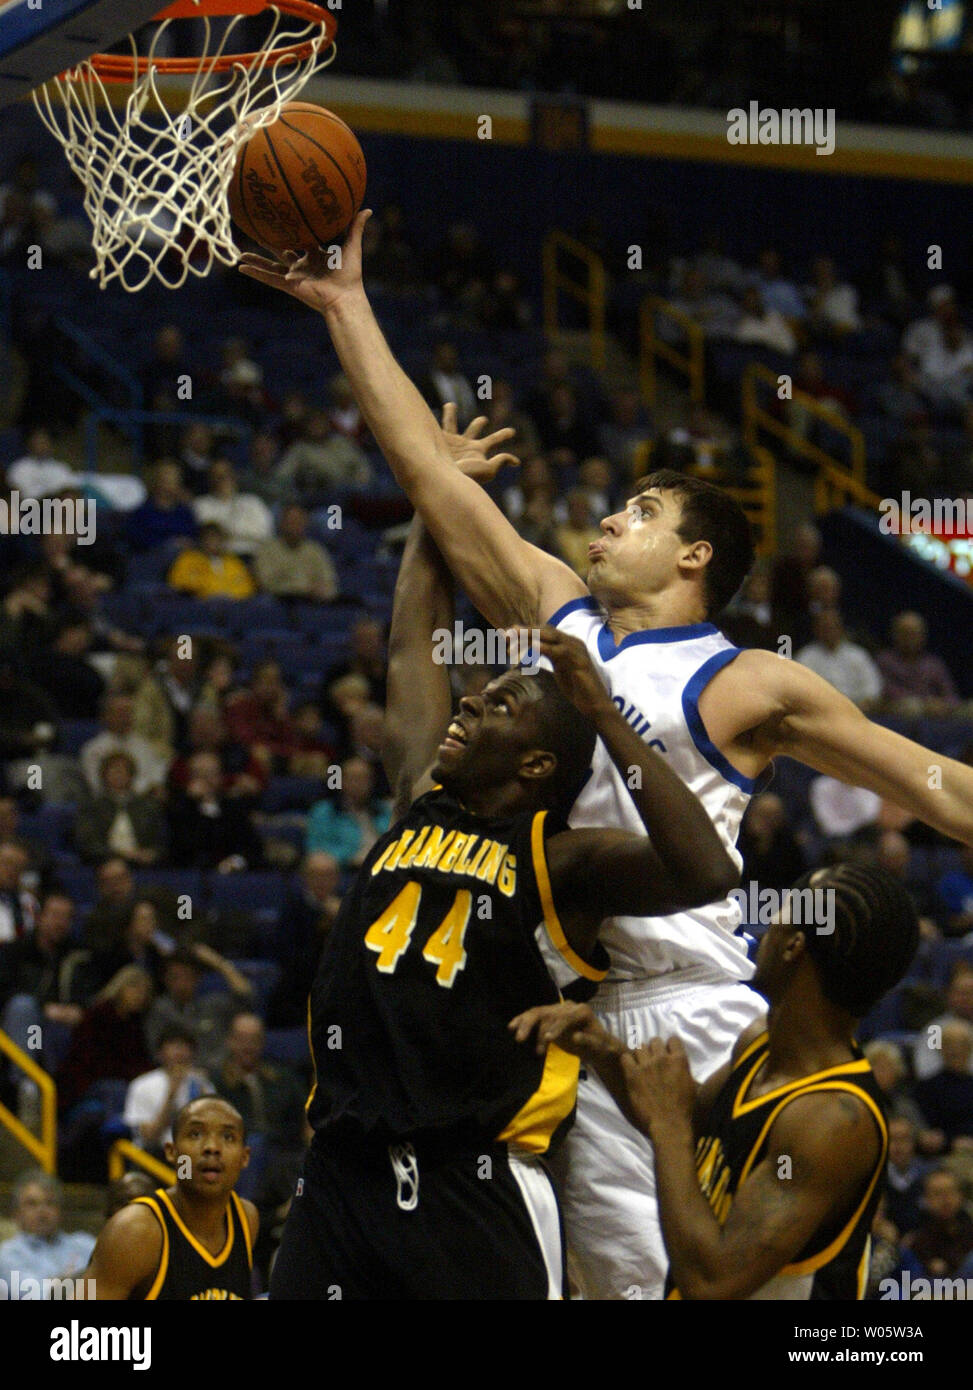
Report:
31,0,338,292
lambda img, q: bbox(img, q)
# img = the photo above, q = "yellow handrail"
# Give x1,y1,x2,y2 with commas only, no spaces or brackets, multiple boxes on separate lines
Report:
720,443,778,557
0,1028,57,1173
639,296,705,406
541,229,607,372
741,360,867,485
108,1139,176,1186
813,459,882,513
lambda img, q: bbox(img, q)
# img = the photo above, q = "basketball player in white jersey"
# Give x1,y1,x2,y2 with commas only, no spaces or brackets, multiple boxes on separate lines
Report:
240,213,973,1299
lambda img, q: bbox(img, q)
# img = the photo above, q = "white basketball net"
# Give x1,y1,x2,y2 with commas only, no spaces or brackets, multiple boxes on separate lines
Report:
31,4,337,292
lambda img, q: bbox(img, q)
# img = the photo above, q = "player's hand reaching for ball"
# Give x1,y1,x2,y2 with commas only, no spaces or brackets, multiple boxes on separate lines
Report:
440,403,520,483
237,208,372,313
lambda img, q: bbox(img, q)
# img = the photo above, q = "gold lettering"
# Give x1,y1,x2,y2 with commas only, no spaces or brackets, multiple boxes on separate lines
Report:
454,835,482,875
498,852,517,897
371,837,401,875
438,833,468,873
465,839,492,878
397,825,431,870
475,841,506,885
385,830,415,872
412,826,452,869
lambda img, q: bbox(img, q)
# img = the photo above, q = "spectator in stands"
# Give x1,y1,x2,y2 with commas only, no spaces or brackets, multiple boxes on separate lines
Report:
916,1021,973,1152
213,1011,307,1156
82,897,175,997
82,857,136,954
795,608,882,709
364,202,419,289
167,520,256,600
936,846,973,938
327,372,367,446
804,256,862,337
516,491,559,554
865,234,917,328
0,156,56,248
479,378,541,462
478,268,532,331
74,750,168,867
534,382,600,472
429,221,492,310
125,460,197,553
321,616,388,721
874,353,928,426
575,456,615,518
288,701,335,779
0,841,37,944
168,705,266,800
877,610,959,715
56,963,154,1130
904,1168,973,1277
738,792,806,892
253,503,338,602
177,421,216,496
883,1117,932,1235
733,286,797,355
788,352,858,441
750,247,805,325
306,756,390,868
130,634,202,761
664,265,738,341
122,1023,214,1154
276,408,372,495
140,324,190,412
0,660,58,770
237,429,286,507
0,892,82,1103
225,660,298,772
104,1170,156,1219
866,1194,925,1300
665,401,733,474
0,1170,94,1290
867,1043,926,1129
598,388,654,480
914,963,973,1081
0,798,55,900
419,340,477,428
80,692,168,795
167,750,263,872
0,564,56,656
722,566,777,650
915,315,973,418
6,426,77,499
322,672,369,761
145,945,253,1073
501,455,557,529
192,459,274,558
554,489,600,576
873,828,938,926
903,285,959,368
27,616,106,720
267,852,342,1028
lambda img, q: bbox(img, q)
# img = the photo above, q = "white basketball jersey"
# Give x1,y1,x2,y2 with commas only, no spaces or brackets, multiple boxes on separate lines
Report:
547,598,755,983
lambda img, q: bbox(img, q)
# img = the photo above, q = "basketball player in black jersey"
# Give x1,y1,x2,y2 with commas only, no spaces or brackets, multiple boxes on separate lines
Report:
513,863,919,1299
269,508,738,1301
86,1097,258,1300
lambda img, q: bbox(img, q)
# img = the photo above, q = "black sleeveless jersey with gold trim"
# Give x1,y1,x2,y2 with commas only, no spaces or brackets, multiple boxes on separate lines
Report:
306,787,608,1152
132,1189,252,1301
668,1032,888,1300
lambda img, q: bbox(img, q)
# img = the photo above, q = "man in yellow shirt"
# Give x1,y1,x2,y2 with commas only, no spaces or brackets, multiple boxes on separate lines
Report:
167,521,255,600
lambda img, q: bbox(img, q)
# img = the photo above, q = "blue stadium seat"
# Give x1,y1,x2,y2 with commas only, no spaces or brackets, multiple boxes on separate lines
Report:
19,803,76,852
133,868,204,906
261,776,326,814
55,862,97,907
231,960,282,1014
207,872,287,915
264,1027,310,1065
58,720,101,756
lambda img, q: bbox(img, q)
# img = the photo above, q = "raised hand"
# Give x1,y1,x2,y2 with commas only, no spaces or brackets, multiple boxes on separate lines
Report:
440,403,520,483
537,625,611,721
237,208,372,313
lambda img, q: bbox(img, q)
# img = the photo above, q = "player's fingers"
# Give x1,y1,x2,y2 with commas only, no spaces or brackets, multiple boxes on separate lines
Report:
488,453,520,471
464,416,488,438
442,402,458,434
666,1036,688,1059
481,426,517,448
508,1006,548,1041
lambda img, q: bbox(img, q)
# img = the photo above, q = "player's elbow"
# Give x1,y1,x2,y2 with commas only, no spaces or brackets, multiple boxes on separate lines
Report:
684,853,739,910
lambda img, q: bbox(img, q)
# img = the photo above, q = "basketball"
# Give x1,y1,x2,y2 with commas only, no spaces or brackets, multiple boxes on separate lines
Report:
227,102,366,256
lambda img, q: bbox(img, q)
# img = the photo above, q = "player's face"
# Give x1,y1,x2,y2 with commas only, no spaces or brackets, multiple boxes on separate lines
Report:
166,1103,249,1199
432,672,549,796
587,489,689,604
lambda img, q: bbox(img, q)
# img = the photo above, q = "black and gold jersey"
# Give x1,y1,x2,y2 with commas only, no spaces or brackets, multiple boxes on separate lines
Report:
133,1189,253,1301
306,787,608,1153
669,1032,888,1300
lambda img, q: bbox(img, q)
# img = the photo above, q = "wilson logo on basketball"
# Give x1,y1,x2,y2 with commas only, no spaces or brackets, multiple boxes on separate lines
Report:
299,159,342,221
244,169,301,236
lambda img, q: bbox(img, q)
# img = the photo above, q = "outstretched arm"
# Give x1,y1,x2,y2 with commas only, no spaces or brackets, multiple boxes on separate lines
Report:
238,217,585,629
383,513,455,819
702,649,973,845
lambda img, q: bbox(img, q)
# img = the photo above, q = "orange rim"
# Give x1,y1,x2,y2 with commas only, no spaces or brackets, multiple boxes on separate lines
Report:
58,0,336,82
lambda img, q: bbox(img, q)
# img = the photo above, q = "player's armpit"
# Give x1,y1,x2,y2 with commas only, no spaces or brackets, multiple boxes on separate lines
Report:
84,1203,163,1300
662,1090,880,1300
